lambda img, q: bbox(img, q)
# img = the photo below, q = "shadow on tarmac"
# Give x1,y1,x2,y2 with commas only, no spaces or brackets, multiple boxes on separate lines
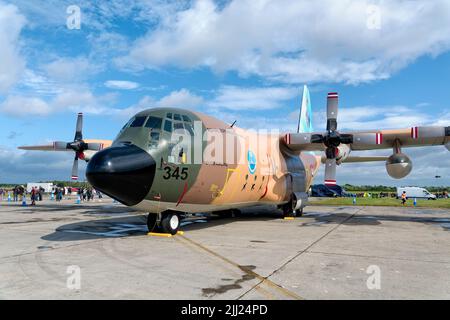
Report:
40,205,450,242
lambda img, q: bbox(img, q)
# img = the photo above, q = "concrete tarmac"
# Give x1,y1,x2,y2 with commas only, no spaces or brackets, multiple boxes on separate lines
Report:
0,198,449,299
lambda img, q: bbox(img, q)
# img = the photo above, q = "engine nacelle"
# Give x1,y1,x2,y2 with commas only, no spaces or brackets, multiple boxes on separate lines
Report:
83,150,96,162
336,144,351,164
385,153,412,179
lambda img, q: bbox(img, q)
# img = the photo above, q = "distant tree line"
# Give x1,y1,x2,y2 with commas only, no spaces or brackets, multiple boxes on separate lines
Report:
343,184,448,192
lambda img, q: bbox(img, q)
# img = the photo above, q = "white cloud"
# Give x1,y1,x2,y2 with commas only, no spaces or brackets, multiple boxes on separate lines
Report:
0,87,115,117
208,86,298,110
0,95,51,116
0,2,26,94
113,89,204,119
0,87,204,119
105,80,140,90
312,105,449,131
42,56,102,82
118,0,450,84
157,88,203,108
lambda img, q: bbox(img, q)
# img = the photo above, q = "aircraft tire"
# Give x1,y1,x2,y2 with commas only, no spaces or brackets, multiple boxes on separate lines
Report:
147,213,158,232
282,202,297,218
160,211,180,235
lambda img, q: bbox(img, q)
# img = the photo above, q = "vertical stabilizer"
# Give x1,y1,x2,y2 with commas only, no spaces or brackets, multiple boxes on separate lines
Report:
297,85,313,133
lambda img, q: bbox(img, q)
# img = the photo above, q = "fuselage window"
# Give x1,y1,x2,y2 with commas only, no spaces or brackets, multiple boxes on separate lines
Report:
164,120,173,132
174,114,182,121
130,116,147,127
167,113,173,119
145,116,162,129
182,115,192,122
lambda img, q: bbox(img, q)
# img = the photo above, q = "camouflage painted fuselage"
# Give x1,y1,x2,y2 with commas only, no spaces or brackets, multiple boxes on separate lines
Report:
113,108,320,214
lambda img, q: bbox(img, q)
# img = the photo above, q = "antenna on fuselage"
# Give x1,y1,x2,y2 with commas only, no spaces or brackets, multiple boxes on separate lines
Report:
230,120,237,128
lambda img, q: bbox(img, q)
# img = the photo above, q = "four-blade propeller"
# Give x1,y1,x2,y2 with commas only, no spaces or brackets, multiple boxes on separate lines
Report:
52,113,104,180
285,92,383,186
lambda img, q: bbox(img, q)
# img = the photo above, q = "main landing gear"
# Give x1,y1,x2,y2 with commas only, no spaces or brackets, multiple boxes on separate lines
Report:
147,210,181,235
281,197,304,218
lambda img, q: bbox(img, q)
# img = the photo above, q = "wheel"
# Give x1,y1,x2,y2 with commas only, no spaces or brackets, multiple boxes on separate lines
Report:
282,202,297,218
160,211,180,235
147,213,158,232
297,208,303,217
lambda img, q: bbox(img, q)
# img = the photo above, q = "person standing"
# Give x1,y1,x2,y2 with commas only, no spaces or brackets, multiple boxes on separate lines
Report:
31,187,36,206
401,191,407,206
13,186,18,202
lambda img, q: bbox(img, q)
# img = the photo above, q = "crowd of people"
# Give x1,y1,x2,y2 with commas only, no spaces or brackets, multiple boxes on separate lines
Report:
76,187,103,202
0,185,103,205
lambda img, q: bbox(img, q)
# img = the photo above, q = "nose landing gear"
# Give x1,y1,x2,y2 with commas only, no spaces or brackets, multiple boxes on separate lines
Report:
147,210,181,235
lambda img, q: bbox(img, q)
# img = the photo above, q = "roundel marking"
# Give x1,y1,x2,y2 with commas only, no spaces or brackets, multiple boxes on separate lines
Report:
247,150,257,174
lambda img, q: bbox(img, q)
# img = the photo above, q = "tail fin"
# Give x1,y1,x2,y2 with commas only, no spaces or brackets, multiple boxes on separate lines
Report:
297,85,313,133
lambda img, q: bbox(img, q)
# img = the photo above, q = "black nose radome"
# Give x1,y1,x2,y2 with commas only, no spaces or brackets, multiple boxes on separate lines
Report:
86,144,156,206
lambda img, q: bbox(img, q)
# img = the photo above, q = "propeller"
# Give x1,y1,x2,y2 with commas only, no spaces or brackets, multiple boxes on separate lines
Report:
52,113,104,180
307,93,381,186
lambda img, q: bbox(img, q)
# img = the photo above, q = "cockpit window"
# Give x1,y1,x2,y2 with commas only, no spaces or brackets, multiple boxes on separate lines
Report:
164,120,172,132
145,116,162,129
174,114,182,121
173,122,184,130
166,113,173,119
182,115,192,122
130,116,147,127
121,117,134,130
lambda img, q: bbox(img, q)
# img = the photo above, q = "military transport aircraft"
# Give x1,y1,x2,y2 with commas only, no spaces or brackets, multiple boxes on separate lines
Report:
19,87,450,234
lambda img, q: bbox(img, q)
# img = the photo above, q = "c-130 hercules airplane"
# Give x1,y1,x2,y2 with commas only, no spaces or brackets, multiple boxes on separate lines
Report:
20,86,450,234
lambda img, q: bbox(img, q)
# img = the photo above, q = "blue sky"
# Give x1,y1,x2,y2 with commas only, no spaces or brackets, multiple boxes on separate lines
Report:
0,0,449,185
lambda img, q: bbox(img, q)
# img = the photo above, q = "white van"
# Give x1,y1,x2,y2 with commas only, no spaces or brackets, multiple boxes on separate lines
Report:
26,183,54,193
396,187,436,200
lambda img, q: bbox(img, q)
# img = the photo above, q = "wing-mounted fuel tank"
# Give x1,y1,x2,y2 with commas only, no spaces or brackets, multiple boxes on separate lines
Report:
386,140,412,179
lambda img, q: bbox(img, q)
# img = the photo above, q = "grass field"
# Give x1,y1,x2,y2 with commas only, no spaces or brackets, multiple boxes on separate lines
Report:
309,197,450,209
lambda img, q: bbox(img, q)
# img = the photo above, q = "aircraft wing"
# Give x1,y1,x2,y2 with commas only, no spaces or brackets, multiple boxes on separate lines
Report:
285,126,450,152
349,127,450,151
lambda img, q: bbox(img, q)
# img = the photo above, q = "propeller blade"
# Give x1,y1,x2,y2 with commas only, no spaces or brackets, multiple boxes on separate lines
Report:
71,155,79,181
326,92,338,131
324,158,337,186
86,142,104,151
74,112,83,141
53,141,70,150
